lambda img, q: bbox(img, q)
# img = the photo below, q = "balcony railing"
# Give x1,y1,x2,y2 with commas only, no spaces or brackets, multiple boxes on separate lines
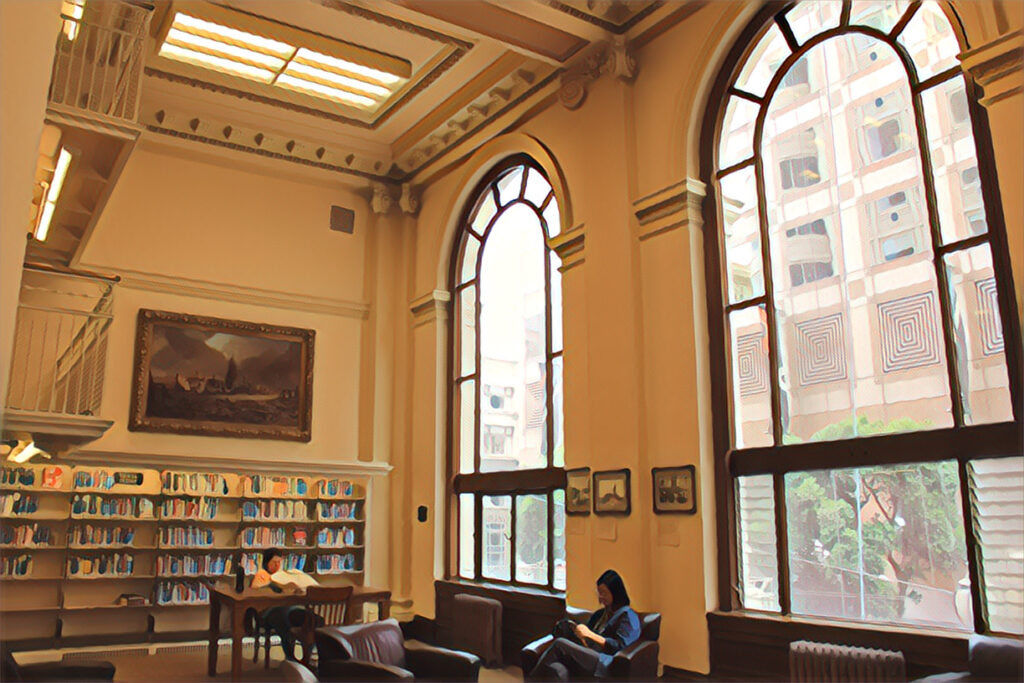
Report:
5,266,116,418
47,1,150,121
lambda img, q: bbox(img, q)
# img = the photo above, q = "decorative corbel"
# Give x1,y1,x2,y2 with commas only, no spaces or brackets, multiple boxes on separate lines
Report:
371,182,394,215
558,37,637,110
602,35,637,82
400,183,419,216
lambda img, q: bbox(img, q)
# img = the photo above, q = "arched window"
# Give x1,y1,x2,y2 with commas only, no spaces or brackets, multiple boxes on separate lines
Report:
704,1,1022,635
449,155,566,591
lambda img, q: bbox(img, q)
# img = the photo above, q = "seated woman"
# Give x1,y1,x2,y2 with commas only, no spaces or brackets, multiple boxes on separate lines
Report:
251,548,307,662
528,569,641,681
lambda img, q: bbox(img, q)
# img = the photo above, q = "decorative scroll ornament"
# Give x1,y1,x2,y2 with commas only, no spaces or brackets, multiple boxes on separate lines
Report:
371,182,395,215
400,183,419,215
558,37,637,110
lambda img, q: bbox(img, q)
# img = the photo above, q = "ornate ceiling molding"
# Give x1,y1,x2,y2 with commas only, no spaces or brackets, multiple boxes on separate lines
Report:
314,0,474,50
558,36,636,110
547,0,663,35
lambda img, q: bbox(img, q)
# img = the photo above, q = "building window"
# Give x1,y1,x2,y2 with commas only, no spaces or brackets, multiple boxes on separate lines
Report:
708,1,1021,637
450,156,566,591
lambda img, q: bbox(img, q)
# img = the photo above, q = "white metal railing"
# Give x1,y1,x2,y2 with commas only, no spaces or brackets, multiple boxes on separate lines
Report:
5,267,116,417
48,1,151,121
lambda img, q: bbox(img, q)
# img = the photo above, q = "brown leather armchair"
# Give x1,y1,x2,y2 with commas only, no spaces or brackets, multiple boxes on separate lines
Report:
520,606,661,681
315,618,481,681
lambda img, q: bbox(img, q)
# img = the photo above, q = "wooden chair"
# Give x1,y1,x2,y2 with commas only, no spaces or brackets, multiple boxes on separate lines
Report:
298,585,354,667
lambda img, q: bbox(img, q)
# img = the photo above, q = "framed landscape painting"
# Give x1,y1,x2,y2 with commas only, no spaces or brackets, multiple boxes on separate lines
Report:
593,469,631,515
129,309,314,441
566,467,591,515
652,465,696,514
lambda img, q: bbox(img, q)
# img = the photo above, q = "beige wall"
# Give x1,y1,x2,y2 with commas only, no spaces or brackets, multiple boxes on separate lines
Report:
0,0,62,419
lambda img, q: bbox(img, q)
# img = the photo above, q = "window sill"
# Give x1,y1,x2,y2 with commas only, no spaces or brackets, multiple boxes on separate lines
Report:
709,609,972,641
439,577,566,600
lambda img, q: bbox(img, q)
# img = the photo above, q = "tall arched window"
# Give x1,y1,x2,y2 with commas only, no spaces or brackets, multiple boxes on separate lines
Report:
704,1,1022,635
449,155,566,591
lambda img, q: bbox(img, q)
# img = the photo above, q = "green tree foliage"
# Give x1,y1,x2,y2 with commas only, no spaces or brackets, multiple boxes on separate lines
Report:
786,415,965,621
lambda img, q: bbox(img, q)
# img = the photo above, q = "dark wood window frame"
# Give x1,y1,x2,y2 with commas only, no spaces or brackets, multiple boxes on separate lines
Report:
446,154,568,593
700,0,1023,643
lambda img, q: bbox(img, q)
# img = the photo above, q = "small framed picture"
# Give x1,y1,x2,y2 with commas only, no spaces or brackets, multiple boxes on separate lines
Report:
652,465,697,514
593,469,631,516
566,468,591,515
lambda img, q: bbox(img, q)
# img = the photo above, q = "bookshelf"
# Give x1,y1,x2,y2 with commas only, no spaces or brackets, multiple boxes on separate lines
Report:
0,463,370,650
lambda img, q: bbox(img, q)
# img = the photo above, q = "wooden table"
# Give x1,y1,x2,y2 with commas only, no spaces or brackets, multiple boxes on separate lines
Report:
207,583,392,680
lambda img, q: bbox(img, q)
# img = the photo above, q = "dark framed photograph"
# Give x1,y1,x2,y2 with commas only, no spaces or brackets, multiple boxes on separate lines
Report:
129,309,315,441
652,465,696,514
593,469,631,515
566,467,591,515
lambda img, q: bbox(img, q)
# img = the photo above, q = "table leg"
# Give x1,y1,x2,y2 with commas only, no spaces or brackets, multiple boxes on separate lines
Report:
379,599,390,620
207,598,221,677
231,605,245,681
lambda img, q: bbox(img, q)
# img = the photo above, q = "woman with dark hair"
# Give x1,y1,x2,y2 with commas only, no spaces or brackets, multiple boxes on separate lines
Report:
250,548,307,662
528,569,642,680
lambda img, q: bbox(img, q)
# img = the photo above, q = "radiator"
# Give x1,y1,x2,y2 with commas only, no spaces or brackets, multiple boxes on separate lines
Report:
789,640,907,682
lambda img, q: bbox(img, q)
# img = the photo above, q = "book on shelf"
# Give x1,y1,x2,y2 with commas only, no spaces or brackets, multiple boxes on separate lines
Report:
116,593,150,606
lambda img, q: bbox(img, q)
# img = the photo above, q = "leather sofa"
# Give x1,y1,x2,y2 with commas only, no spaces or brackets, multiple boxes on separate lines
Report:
914,635,1023,682
314,618,481,681
520,606,661,680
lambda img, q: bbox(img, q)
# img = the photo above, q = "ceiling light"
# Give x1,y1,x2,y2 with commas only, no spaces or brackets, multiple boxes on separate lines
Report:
35,147,72,242
159,43,276,83
8,441,47,464
294,48,402,86
174,13,293,58
165,28,287,70
277,74,376,107
284,62,389,98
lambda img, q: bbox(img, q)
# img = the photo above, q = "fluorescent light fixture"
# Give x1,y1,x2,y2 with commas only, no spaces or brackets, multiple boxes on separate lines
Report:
8,441,46,463
284,62,389,98
35,147,73,242
160,43,276,83
294,48,402,85
277,74,376,107
165,28,287,70
174,13,293,57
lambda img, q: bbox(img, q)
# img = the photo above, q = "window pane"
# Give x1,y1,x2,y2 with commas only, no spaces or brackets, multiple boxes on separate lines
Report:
763,35,953,444
457,380,476,474
553,490,566,590
944,245,1013,424
471,189,498,235
515,494,548,585
479,204,548,472
552,355,564,467
969,457,1024,635
496,166,526,207
458,285,476,378
551,252,563,353
849,0,911,35
721,167,765,303
737,475,780,611
523,169,552,209
897,1,961,81
459,234,480,285
734,22,790,99
786,461,971,630
542,196,561,237
459,493,475,579
921,77,988,245
785,1,841,47
482,495,511,581
729,305,773,449
719,96,760,170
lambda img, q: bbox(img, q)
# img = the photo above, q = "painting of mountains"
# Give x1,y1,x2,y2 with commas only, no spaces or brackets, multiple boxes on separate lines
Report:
129,310,314,441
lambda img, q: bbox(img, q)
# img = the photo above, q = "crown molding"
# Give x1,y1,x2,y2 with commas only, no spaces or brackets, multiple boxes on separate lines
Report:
79,264,370,319
960,30,1024,107
63,449,393,477
633,178,706,241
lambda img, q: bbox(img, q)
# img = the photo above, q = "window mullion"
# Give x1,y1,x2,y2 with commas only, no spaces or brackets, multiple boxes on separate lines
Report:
547,492,554,589
958,459,988,633
772,473,792,615
509,492,517,584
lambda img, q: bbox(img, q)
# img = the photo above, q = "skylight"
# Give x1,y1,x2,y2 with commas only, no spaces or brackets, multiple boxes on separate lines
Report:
157,4,410,110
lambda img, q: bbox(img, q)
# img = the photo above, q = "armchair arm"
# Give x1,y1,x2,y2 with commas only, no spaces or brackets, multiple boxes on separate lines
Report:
405,641,481,681
318,659,414,681
521,634,555,676
608,640,659,681
314,627,351,665
17,661,116,682
565,606,591,624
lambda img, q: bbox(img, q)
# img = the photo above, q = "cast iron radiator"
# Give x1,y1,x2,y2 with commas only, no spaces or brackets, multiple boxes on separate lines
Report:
789,640,906,682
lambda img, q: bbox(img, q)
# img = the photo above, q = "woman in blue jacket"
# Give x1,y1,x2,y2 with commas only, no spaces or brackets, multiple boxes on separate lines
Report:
529,569,642,680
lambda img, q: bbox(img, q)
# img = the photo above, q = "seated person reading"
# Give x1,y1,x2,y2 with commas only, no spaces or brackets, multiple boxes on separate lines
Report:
528,570,641,681
251,548,318,661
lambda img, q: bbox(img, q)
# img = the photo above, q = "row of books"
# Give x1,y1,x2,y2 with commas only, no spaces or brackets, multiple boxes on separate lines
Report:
0,493,39,516
240,552,306,575
317,527,357,547
241,500,307,522
315,553,360,574
1,523,52,546
156,553,233,577
156,580,209,605
159,526,216,547
162,471,230,496
67,553,135,577
71,494,154,518
69,524,134,546
2,466,65,490
1,553,33,576
318,479,355,498
159,497,219,521
239,526,287,548
317,501,360,521
242,475,308,498
73,469,124,491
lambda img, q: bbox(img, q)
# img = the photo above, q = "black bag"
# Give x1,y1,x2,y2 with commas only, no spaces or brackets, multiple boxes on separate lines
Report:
552,618,584,646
